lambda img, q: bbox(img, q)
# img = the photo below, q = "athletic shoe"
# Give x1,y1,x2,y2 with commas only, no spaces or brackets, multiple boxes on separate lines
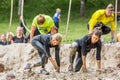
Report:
40,69,49,75
24,63,32,70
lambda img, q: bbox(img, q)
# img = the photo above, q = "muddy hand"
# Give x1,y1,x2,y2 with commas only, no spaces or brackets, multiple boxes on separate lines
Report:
82,65,87,73
49,57,59,72
52,62,59,72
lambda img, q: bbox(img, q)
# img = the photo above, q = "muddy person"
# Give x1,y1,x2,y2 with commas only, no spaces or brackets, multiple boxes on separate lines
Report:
68,29,102,72
87,4,115,42
24,33,62,75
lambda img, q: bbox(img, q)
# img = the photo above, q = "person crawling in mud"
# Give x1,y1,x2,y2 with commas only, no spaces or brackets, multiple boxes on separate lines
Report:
24,33,62,75
68,28,102,73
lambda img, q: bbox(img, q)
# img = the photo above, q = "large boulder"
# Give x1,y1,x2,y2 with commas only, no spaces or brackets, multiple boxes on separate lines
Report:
0,43,119,80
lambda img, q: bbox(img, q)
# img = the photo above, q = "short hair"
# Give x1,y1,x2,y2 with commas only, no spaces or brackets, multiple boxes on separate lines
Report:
56,8,61,13
106,4,114,11
51,33,62,42
17,26,23,31
37,14,45,24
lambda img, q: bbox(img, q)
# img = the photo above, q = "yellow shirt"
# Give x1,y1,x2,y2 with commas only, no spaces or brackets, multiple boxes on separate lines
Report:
32,15,55,34
88,9,115,30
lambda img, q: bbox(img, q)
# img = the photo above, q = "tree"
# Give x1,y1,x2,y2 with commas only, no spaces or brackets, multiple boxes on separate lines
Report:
118,0,120,11
80,0,87,17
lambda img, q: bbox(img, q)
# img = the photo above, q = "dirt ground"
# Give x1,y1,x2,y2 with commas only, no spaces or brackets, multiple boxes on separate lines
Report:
0,43,120,80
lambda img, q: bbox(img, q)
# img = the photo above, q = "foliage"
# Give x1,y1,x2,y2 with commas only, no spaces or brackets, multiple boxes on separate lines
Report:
0,0,11,9
0,0,117,43
85,0,114,17
0,0,114,21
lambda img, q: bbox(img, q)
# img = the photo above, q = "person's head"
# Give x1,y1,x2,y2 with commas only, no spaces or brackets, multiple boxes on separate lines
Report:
91,30,102,44
6,73,15,80
117,33,120,42
6,32,14,41
106,4,114,17
37,14,45,25
16,27,23,36
50,33,62,46
1,34,6,41
56,8,61,13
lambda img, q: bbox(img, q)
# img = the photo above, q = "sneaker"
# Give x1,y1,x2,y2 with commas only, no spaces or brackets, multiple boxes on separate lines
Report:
68,65,73,71
24,63,32,70
40,69,49,75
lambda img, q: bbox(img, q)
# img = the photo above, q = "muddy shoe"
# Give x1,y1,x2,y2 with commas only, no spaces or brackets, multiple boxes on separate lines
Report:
68,65,73,71
24,63,32,70
40,69,49,75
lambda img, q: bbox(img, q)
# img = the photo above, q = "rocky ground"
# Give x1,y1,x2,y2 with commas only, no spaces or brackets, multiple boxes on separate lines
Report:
0,43,120,80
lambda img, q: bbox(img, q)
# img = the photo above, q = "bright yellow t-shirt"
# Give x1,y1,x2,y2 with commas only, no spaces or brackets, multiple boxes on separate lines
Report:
88,9,115,30
32,15,55,34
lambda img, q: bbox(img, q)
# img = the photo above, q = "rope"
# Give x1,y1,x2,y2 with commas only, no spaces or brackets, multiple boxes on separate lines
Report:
20,0,31,33
8,0,13,32
65,0,72,42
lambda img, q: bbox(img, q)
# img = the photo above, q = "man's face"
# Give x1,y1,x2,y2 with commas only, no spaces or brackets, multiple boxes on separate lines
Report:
106,9,113,17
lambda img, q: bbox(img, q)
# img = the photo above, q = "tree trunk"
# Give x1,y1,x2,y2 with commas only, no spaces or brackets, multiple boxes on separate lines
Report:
118,0,120,11
80,0,87,17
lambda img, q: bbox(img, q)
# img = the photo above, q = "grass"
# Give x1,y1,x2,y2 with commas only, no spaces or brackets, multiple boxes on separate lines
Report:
1,18,120,43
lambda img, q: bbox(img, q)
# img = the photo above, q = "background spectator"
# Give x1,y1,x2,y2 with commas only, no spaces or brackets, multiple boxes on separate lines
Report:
53,8,61,32
13,27,26,43
6,32,14,44
0,34,7,45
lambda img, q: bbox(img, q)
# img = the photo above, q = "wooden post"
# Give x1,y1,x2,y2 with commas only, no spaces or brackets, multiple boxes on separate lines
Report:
65,0,72,42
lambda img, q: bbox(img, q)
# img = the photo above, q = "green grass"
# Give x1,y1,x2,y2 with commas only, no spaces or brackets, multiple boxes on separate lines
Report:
1,18,120,44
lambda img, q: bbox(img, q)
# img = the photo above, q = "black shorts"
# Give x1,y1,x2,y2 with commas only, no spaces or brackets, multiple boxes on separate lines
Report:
87,22,111,35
